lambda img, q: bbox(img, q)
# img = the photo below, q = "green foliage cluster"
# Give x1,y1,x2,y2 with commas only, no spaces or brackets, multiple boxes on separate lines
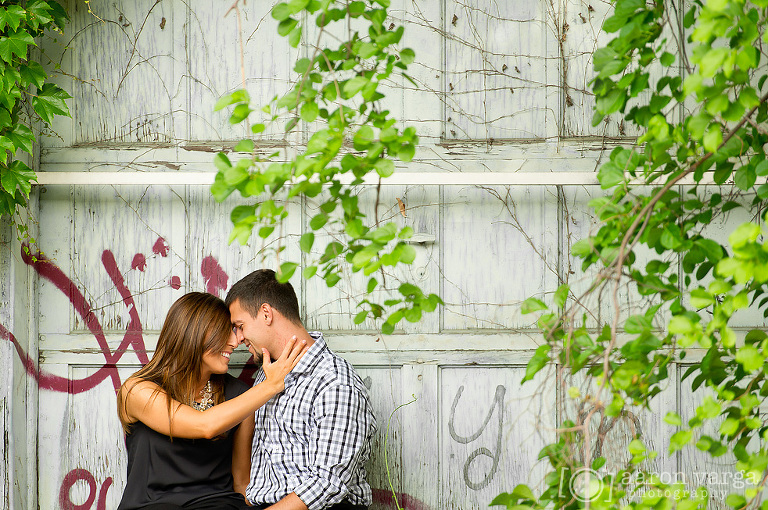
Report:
0,0,70,238
496,0,768,508
213,0,440,333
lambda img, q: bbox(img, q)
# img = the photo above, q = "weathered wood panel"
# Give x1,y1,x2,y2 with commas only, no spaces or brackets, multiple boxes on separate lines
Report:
185,185,303,301
562,185,675,330
2,1,747,509
0,225,9,508
398,0,444,144
303,184,440,334
443,0,557,141
67,0,179,144
678,365,731,510
440,366,555,509
441,185,559,330
562,0,681,138
185,0,294,141
71,185,185,331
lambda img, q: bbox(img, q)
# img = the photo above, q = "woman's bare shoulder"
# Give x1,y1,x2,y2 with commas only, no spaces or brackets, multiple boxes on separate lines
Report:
121,377,164,401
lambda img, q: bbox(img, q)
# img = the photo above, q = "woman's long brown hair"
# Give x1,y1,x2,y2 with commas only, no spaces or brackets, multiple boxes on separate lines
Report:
117,292,233,436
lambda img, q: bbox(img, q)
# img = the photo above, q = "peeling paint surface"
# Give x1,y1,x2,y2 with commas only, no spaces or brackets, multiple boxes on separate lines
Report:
0,0,743,509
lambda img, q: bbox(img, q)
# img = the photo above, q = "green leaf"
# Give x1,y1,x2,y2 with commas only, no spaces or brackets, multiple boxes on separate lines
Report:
343,76,368,98
299,232,314,253
734,166,756,191
8,124,33,154
521,297,547,314
213,152,233,173
0,6,26,32
0,136,13,153
229,103,253,124
300,102,319,122
571,238,594,258
553,284,569,309
400,48,415,65
19,61,46,89
0,31,35,63
214,89,250,111
27,0,53,25
736,345,764,372
596,88,626,115
522,344,551,383
277,262,298,281
354,310,368,324
32,83,71,124
669,430,693,453
309,213,328,230
703,124,723,153
756,160,768,176
729,222,760,249
720,417,739,436
664,412,682,426
272,3,291,20
398,144,416,162
597,161,624,189
289,25,302,48
352,243,381,267
374,158,394,178
625,314,652,334
234,139,254,152
302,265,317,279
278,17,298,37
288,0,310,13
353,125,374,149
0,160,35,198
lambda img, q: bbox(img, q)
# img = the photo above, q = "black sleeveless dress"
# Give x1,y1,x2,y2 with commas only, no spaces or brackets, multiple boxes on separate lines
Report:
118,374,250,510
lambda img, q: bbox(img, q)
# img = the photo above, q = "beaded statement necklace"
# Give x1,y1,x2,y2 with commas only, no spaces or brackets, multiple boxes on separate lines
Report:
191,380,214,411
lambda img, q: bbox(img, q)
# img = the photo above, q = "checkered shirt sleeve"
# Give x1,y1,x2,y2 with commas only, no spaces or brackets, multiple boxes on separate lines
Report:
245,334,376,510
293,383,373,509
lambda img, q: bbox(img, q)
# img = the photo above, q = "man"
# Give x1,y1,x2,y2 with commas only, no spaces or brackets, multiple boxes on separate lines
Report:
226,269,376,510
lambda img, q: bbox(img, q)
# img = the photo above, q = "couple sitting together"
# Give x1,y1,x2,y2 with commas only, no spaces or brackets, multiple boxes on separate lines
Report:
116,269,376,510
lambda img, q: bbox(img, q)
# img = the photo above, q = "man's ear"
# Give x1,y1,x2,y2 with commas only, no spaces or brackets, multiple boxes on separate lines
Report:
262,304,273,325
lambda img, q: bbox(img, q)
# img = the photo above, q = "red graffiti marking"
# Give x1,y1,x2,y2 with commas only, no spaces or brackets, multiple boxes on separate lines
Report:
0,323,91,392
130,253,147,271
201,255,228,297
152,236,169,256
101,250,150,367
372,489,431,510
7,244,267,504
8,245,243,393
19,249,138,393
59,469,111,510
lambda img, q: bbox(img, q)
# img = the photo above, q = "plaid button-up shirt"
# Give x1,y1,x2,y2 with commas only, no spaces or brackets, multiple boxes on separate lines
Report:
245,332,376,510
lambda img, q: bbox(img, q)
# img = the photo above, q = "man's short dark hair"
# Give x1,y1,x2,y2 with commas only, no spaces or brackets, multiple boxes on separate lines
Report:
225,269,303,325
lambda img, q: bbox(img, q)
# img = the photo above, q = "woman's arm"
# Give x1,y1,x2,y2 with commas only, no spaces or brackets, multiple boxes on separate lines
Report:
120,337,306,439
232,412,255,496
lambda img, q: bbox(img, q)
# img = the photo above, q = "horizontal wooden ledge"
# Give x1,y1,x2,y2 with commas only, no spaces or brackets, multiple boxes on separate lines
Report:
33,171,729,186
34,171,600,186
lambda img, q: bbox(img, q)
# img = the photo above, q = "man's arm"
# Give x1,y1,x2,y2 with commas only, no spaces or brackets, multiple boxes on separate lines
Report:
265,492,308,510
289,384,375,510
232,413,255,496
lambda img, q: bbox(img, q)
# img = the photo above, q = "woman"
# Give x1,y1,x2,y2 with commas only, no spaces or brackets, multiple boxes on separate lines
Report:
116,292,306,510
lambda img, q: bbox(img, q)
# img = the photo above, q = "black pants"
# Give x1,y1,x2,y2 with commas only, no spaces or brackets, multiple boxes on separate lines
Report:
139,495,251,510
250,502,366,510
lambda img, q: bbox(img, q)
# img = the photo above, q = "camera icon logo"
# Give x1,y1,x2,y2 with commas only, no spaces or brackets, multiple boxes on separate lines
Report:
569,467,604,503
